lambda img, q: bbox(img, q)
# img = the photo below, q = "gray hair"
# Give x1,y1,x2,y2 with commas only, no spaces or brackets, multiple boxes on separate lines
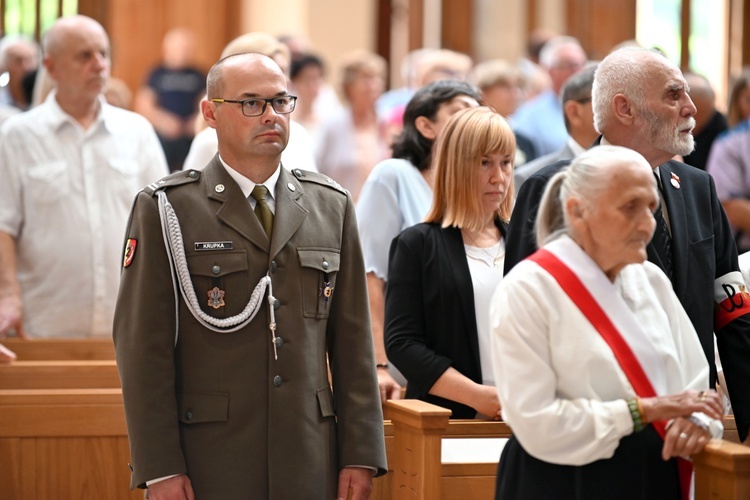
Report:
561,62,598,130
539,36,584,69
592,47,664,134
0,35,39,67
535,145,650,246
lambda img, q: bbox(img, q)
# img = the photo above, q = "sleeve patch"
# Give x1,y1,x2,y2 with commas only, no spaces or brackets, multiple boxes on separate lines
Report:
123,238,137,268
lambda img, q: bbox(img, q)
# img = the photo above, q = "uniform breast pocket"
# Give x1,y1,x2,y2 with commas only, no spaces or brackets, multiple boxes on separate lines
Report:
27,161,68,204
297,248,340,318
185,250,250,318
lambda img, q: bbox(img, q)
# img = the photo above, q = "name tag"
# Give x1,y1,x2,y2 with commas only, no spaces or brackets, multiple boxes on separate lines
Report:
195,241,234,251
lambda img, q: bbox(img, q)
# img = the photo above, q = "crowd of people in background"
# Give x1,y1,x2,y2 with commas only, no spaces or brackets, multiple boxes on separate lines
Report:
3,15,750,499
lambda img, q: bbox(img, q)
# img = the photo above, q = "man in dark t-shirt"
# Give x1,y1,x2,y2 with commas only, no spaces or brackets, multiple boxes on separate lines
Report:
135,28,205,171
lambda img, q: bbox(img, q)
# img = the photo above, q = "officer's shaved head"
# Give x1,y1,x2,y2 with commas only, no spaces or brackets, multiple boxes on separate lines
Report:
206,52,280,99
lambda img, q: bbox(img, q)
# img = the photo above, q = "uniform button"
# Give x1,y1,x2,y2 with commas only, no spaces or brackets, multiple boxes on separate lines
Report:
271,261,277,272
188,170,198,178
185,410,193,421
274,337,284,348
322,261,329,270
212,265,221,274
273,299,281,310
273,375,283,387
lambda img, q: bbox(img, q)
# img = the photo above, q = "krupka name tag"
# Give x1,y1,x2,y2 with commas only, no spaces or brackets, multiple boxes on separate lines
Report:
195,241,233,251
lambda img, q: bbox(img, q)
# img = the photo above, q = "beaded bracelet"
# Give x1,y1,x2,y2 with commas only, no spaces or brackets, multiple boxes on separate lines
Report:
627,398,645,432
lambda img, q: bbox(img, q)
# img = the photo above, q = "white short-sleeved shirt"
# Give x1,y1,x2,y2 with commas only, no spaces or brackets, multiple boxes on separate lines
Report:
0,92,169,337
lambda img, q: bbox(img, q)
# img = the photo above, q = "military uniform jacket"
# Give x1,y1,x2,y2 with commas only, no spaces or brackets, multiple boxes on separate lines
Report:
113,157,387,499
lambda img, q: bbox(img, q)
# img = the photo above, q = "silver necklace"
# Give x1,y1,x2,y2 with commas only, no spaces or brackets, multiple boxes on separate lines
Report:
463,231,505,270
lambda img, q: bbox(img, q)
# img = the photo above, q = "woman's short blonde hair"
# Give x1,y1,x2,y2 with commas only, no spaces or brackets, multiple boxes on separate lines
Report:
425,107,516,231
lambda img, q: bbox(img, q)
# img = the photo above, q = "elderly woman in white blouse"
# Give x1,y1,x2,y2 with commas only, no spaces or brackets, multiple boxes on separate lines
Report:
491,146,724,500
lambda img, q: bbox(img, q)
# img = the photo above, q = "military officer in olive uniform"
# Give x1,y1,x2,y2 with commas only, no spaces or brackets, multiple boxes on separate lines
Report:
114,53,387,500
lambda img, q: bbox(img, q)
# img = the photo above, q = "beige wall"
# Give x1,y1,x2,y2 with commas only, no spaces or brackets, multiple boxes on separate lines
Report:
473,0,526,63
240,0,309,38
310,0,378,93
534,0,566,34
239,0,378,93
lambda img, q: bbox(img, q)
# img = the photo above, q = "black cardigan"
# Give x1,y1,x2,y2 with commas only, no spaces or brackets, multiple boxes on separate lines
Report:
384,219,507,418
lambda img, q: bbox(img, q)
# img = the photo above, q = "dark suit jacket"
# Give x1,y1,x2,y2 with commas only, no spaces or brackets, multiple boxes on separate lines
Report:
385,220,507,419
114,159,387,499
504,139,750,440
513,141,577,190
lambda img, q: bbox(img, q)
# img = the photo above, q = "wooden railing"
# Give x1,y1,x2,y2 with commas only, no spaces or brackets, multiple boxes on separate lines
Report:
385,399,750,500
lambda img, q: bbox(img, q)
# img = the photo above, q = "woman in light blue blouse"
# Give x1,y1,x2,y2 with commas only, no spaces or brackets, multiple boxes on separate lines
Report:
356,80,481,403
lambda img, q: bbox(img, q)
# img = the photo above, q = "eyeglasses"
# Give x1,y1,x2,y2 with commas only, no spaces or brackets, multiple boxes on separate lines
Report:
210,95,298,117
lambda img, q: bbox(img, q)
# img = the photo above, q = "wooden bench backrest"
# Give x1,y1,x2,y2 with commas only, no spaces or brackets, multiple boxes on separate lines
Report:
2,338,115,361
0,388,139,500
0,360,121,389
385,399,750,500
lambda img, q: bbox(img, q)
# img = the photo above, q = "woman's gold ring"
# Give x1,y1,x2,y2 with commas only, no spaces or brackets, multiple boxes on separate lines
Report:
699,391,707,401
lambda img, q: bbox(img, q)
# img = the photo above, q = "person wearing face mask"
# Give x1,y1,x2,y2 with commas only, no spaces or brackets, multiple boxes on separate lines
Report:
356,79,481,403
384,106,514,419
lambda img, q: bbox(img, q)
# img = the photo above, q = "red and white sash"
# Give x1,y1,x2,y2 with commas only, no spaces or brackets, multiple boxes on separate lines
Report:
528,239,692,500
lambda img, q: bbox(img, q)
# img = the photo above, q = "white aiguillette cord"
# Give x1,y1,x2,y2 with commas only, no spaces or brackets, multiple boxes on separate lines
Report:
156,191,280,359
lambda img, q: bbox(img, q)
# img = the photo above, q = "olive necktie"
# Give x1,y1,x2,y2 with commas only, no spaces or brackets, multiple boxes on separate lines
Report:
250,185,273,239
652,173,673,279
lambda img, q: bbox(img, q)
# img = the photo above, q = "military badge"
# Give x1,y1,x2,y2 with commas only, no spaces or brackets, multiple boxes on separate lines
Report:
320,281,334,303
123,239,137,268
207,287,226,309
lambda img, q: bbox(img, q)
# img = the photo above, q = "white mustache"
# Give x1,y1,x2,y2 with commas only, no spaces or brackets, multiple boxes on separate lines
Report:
680,117,696,132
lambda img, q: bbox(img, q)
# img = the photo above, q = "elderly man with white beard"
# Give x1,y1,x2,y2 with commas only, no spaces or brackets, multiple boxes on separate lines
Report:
504,46,750,445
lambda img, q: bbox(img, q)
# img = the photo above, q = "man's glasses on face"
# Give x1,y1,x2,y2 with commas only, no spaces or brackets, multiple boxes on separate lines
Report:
210,95,298,117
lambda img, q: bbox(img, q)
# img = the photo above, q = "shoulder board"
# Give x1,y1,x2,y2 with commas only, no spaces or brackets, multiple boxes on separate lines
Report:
143,170,201,196
291,168,348,195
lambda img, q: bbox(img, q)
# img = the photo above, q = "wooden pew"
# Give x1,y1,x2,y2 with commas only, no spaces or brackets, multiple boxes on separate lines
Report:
2,338,115,361
0,360,121,389
386,400,505,499
385,399,750,500
694,440,750,498
0,388,140,500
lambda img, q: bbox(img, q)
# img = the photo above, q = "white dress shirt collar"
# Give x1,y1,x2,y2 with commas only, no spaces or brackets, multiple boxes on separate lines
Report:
218,155,281,212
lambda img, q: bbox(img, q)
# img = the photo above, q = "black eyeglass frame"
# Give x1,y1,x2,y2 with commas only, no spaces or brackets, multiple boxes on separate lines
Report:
210,95,298,117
